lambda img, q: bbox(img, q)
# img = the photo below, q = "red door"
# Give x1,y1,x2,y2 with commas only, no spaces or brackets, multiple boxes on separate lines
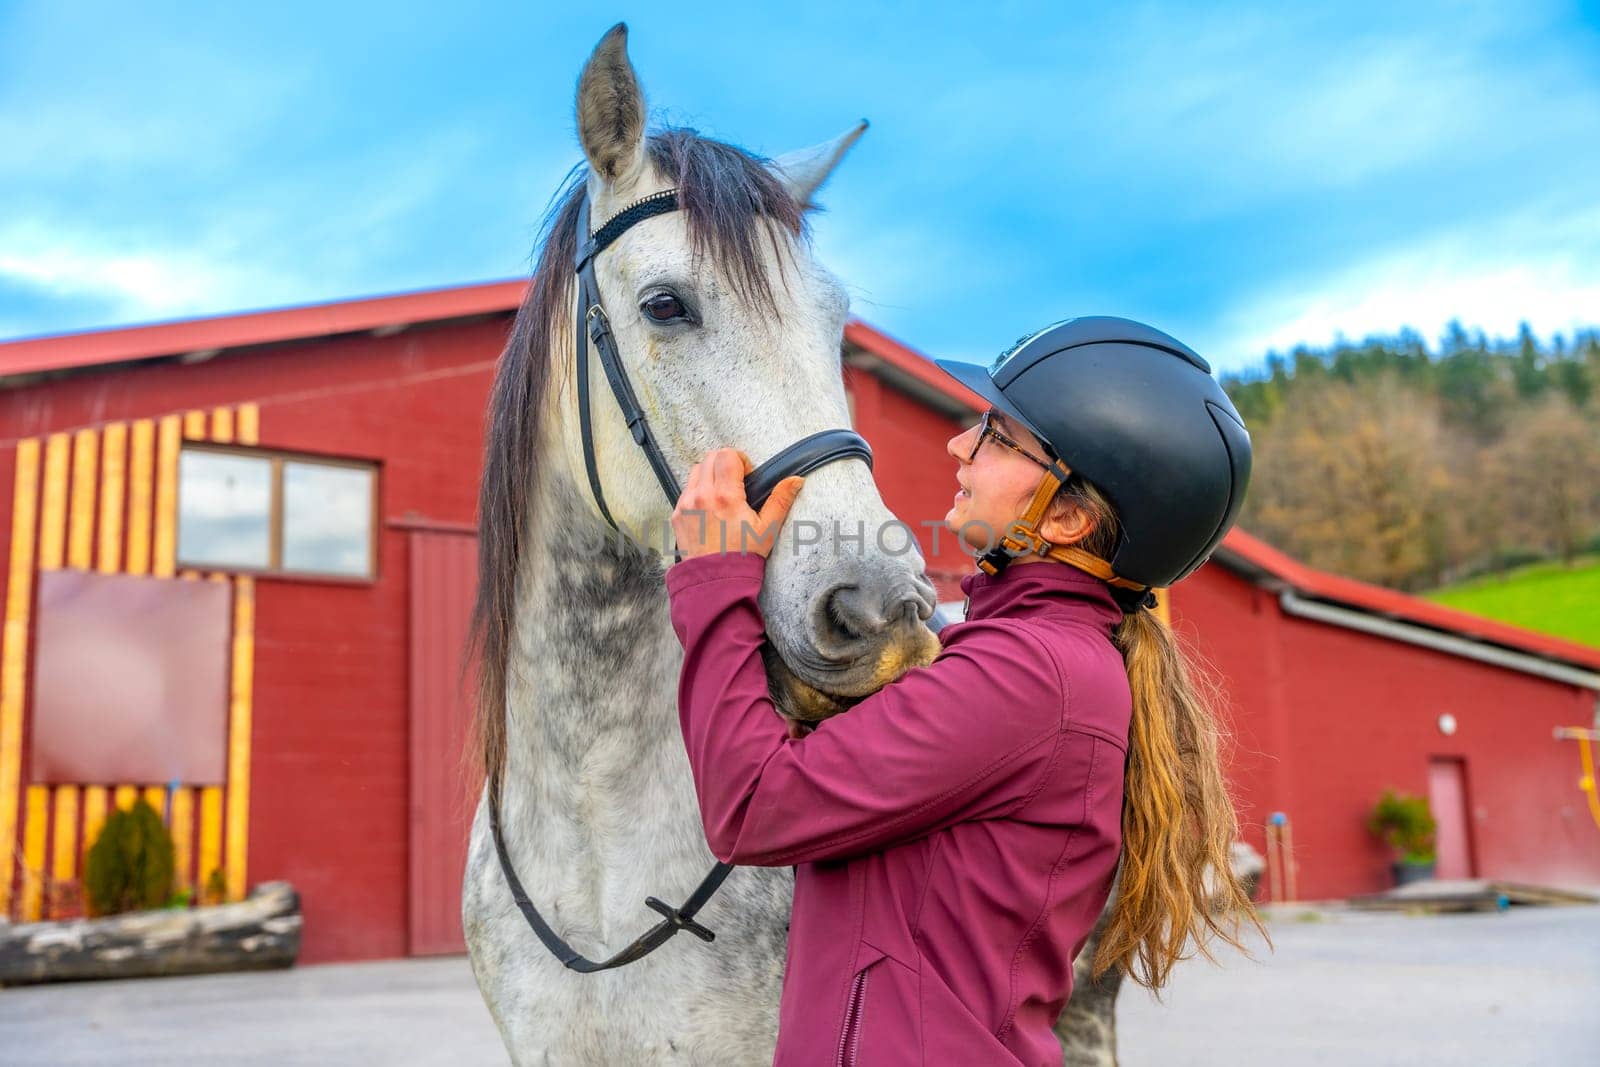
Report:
1427,757,1474,880
407,528,478,955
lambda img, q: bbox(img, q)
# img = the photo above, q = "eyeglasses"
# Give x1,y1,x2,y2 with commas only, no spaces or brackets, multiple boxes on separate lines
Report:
966,408,1057,473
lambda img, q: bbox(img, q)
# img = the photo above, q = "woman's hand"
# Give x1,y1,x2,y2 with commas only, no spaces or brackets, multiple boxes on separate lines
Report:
671,448,805,560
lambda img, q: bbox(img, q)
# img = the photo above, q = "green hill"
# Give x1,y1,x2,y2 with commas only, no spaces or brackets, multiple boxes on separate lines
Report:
1422,555,1600,649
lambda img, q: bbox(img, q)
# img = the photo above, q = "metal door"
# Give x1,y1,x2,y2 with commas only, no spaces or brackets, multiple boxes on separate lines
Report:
407,527,478,955
1427,757,1474,880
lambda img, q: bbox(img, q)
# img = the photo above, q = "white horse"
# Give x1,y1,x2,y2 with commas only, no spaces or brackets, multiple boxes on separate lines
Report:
463,25,1123,1066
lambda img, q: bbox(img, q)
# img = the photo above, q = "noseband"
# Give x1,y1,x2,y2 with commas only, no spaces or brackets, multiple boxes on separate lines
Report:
489,188,874,973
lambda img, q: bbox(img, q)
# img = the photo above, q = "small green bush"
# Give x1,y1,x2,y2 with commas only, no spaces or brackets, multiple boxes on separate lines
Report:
84,798,176,916
1366,789,1437,863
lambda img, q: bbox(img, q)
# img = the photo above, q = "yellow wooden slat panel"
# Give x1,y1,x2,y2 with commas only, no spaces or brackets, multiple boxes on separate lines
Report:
21,785,48,921
67,428,98,570
152,415,181,577
211,407,234,444
198,785,223,900
97,423,127,574
236,403,259,446
113,784,138,811
50,786,78,913
37,433,69,571
182,409,206,440
141,785,165,817
0,438,40,917
170,787,194,891
81,785,108,868
125,420,155,575
224,576,254,902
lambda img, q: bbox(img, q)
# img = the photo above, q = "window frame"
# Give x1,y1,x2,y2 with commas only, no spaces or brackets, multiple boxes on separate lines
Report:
176,442,381,584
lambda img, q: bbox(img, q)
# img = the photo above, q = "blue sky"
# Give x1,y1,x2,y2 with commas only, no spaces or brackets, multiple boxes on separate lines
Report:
2,1,1598,375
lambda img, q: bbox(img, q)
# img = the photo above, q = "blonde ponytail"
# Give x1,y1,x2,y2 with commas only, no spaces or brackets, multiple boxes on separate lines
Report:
1046,476,1268,989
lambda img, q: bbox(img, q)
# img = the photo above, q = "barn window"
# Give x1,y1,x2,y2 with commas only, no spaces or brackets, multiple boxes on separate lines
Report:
177,450,272,569
178,445,377,579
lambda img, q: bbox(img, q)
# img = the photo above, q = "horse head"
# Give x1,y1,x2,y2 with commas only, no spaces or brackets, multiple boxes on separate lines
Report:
560,24,940,721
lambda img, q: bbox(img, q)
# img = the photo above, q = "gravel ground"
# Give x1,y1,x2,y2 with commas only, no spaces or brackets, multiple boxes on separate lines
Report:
2,903,1596,1065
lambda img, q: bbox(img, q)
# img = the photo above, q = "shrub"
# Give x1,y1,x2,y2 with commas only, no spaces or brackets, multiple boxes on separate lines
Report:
1366,789,1437,863
84,798,176,917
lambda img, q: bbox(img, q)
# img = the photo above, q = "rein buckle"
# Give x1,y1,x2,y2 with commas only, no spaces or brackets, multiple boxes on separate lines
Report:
644,896,717,943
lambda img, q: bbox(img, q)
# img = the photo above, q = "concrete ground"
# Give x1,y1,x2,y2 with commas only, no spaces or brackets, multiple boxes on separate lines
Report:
1118,903,1599,1066
2,904,1596,1065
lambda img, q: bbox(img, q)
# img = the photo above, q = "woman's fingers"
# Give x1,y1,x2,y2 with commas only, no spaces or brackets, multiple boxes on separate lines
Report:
755,475,806,542
709,448,747,502
671,450,804,561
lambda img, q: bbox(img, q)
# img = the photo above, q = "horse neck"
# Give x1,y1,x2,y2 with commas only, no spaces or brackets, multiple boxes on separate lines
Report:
502,469,684,803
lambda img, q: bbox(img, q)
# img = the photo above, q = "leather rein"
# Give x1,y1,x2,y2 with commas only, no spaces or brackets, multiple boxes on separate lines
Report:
489,188,874,972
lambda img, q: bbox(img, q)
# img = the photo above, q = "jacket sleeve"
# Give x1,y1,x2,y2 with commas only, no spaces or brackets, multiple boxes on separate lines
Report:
665,552,1067,867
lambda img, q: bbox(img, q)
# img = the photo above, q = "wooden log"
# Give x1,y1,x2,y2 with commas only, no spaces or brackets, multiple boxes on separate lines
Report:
0,880,300,986
1347,878,1600,913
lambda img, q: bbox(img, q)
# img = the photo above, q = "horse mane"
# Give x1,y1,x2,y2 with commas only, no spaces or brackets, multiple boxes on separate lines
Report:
469,128,807,803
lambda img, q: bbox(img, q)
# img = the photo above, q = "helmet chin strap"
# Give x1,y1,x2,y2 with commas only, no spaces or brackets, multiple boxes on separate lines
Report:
976,465,1158,611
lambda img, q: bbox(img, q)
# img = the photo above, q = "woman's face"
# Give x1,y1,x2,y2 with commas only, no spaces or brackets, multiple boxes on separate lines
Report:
945,408,1065,556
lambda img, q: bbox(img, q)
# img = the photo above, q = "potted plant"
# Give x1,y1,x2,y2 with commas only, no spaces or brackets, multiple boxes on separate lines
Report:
1366,789,1437,886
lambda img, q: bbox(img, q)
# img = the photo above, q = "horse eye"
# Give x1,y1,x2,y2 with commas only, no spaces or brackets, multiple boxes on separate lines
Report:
641,292,687,322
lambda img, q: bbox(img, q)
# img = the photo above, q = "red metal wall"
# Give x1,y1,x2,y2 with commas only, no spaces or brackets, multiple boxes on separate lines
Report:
1174,562,1600,899
0,318,505,962
844,369,973,599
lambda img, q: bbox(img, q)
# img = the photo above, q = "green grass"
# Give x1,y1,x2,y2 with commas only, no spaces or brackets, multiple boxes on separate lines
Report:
1422,554,1600,649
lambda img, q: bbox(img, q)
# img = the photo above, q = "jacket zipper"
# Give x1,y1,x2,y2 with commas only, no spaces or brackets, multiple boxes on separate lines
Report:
837,968,870,1067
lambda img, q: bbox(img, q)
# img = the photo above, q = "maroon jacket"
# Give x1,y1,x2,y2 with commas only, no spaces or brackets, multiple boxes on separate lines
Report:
666,552,1132,1066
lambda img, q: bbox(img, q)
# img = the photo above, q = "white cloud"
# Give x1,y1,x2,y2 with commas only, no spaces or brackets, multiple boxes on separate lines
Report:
0,218,309,328
1212,202,1600,365
0,119,509,337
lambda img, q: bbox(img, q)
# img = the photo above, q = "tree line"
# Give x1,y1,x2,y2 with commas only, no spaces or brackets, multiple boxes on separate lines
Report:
1221,323,1600,592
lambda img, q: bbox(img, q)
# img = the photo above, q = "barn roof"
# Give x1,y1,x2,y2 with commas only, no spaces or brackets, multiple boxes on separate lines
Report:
3,279,1594,678
1212,528,1600,678
0,280,530,382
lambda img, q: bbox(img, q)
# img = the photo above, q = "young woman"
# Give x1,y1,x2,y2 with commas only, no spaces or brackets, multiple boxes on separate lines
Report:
666,316,1265,1065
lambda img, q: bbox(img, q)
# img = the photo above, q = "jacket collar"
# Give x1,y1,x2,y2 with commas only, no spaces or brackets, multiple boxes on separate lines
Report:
959,561,1124,631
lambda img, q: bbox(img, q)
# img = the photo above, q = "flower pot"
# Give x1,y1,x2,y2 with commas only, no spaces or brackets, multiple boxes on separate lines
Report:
1391,860,1435,886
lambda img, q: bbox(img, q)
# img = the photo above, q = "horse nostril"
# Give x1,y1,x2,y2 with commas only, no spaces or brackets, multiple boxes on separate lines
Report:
818,581,933,650
823,584,874,643
890,591,926,629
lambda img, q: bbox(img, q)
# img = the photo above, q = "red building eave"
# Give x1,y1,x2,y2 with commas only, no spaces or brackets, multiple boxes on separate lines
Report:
1214,527,1600,673
0,279,530,379
844,320,988,415
0,280,989,410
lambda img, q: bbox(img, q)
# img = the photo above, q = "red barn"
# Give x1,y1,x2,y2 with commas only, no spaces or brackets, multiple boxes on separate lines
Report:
0,281,1594,966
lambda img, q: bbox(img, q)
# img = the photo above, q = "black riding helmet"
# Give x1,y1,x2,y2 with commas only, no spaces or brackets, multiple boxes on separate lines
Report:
933,316,1252,612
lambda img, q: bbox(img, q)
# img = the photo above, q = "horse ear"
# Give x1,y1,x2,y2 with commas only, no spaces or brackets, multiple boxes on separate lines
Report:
576,23,648,188
770,121,869,210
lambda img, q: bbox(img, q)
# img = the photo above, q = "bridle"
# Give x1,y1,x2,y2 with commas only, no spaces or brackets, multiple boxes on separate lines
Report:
488,187,875,973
